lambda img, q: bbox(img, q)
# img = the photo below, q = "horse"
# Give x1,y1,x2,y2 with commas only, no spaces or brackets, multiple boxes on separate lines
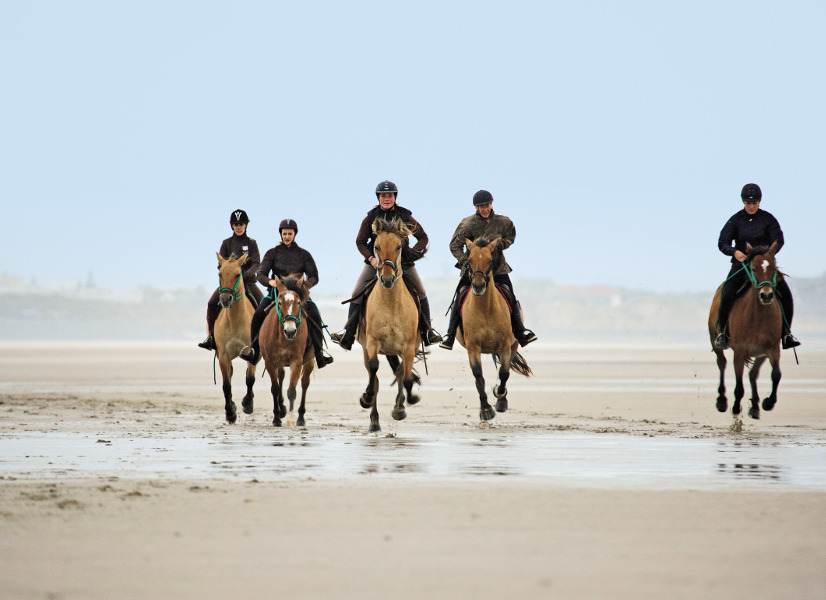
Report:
357,218,423,433
708,242,783,420
259,275,315,427
213,252,257,423
457,238,532,421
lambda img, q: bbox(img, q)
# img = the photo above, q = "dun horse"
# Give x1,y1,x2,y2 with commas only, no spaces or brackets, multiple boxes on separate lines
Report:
457,238,532,421
708,242,783,419
358,218,422,432
214,253,257,423
259,276,315,427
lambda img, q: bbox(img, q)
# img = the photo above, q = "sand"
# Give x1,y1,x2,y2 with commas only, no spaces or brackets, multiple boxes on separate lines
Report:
1,341,825,599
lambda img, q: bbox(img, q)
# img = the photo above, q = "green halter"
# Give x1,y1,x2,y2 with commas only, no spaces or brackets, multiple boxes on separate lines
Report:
742,259,777,290
219,271,244,300
275,295,302,328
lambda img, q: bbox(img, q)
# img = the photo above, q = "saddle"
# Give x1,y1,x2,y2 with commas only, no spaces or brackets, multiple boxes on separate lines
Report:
457,283,514,317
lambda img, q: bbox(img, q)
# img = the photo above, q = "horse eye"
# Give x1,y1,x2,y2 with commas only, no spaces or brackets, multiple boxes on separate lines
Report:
375,246,381,252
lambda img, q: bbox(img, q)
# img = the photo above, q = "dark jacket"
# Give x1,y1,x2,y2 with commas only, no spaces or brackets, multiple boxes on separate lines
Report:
718,208,784,264
449,210,516,276
258,242,319,290
355,204,428,264
219,233,261,287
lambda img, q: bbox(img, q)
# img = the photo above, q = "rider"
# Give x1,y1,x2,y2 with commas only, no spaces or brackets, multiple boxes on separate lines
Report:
440,189,537,350
239,219,334,368
198,209,263,351
714,183,800,350
330,180,442,350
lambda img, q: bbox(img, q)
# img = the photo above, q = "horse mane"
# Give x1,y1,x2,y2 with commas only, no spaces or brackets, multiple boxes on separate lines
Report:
279,274,310,301
372,218,427,263
471,236,503,272
745,245,772,261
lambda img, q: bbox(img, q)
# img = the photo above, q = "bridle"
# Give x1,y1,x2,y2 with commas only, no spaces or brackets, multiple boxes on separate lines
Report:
275,293,302,328
742,259,777,291
375,243,402,285
219,271,244,300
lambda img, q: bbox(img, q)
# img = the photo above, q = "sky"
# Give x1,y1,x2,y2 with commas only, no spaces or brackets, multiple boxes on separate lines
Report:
2,0,825,296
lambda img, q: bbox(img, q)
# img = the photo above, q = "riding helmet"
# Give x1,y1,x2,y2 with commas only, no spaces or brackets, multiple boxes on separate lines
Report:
279,218,298,234
375,180,398,199
230,209,250,225
473,190,494,206
741,183,762,201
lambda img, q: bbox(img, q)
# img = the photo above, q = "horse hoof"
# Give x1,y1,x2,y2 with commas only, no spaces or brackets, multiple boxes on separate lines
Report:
480,407,496,421
392,407,407,421
360,394,374,409
495,398,508,413
762,398,776,411
272,418,282,427
732,403,742,416
297,418,306,427
369,423,381,433
492,385,506,400
716,398,728,413
406,394,420,405
226,402,237,424
279,406,287,419
242,399,254,414
748,407,760,420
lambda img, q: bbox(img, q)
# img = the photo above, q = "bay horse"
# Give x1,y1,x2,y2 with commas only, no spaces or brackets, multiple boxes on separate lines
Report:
259,275,315,427
214,253,257,423
708,242,783,419
458,238,532,421
358,218,422,432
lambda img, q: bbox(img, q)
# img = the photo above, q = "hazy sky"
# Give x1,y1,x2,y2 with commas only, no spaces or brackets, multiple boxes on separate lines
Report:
2,0,824,296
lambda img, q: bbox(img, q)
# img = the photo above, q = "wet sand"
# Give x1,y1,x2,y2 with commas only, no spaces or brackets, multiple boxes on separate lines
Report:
1,341,825,599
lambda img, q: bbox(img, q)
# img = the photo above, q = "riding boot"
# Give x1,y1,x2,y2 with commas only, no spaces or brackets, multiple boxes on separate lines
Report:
776,278,801,349
331,303,359,351
305,302,334,368
239,339,260,364
511,301,537,347
439,292,464,350
240,297,270,364
198,301,221,350
418,298,442,346
714,305,732,350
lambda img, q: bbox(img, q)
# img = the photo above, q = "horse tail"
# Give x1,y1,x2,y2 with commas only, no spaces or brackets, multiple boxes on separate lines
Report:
510,352,533,377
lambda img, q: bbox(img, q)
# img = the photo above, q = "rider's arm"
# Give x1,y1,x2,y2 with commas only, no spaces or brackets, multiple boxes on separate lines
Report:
497,216,516,251
303,250,320,289
243,240,261,285
766,213,785,253
257,249,274,288
407,216,428,255
717,216,738,258
355,216,374,264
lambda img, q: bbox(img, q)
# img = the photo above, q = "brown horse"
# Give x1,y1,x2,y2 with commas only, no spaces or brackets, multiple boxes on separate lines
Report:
358,218,422,432
458,238,532,421
259,276,315,427
213,253,257,423
708,242,783,419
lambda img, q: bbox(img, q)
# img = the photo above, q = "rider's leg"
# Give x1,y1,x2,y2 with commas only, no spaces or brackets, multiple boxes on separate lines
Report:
240,296,272,363
305,300,334,367
440,277,469,350
198,288,221,350
714,265,747,349
405,266,441,345
247,282,264,307
494,274,537,347
331,265,374,351
776,277,801,349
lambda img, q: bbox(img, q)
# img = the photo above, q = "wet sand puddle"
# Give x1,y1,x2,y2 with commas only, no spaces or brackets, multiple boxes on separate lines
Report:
2,428,825,490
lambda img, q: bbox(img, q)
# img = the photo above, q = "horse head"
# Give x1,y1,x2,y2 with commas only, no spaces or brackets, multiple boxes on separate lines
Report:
372,218,413,289
216,252,248,308
745,242,779,306
274,275,306,340
466,238,500,296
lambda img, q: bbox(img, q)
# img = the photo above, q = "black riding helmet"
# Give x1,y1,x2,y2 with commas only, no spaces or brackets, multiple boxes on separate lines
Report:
375,180,398,199
741,183,762,201
473,190,494,206
230,209,250,225
279,218,298,234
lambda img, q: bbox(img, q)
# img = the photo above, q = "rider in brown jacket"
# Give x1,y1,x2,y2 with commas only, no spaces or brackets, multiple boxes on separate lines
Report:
440,190,537,349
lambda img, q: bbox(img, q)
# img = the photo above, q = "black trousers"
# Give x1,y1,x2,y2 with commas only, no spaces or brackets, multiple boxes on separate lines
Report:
717,264,794,331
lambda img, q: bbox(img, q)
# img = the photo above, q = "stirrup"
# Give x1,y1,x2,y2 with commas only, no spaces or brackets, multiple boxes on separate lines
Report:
782,333,801,349
439,335,455,350
316,352,334,368
425,329,442,346
331,332,353,351
197,335,215,351
518,330,537,347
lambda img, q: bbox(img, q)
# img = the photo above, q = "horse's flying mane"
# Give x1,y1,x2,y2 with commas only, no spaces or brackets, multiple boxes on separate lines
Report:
280,274,310,301
371,218,427,263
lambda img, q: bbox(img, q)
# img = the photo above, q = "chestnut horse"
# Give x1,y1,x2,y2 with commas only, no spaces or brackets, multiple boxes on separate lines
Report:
458,238,532,421
213,253,257,423
708,242,783,419
358,218,422,432
259,276,315,427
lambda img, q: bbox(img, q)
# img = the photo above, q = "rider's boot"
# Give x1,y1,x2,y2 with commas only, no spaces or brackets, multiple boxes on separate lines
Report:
782,330,801,349
330,303,359,351
713,325,729,350
511,301,537,347
419,298,442,346
239,338,260,364
439,295,463,350
198,334,216,351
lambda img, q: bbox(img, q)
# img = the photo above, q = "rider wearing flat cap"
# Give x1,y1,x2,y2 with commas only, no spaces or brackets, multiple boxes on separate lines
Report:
714,183,800,350
240,218,334,368
330,180,442,350
440,189,537,350
198,209,263,351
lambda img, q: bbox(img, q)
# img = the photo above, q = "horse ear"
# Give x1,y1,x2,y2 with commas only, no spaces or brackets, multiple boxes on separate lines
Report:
465,238,475,250
274,276,284,292
217,252,226,265
767,241,779,259
745,242,753,253
488,239,500,252
238,252,248,265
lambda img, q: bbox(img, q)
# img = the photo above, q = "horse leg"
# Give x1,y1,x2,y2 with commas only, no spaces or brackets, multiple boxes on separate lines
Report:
296,363,312,427
360,346,377,409
392,348,416,421
470,350,495,421
493,343,516,413
747,356,766,420
762,351,781,412
220,358,236,424
366,354,381,432
272,367,286,427
242,363,256,414
286,360,302,426
714,348,727,412
732,351,746,417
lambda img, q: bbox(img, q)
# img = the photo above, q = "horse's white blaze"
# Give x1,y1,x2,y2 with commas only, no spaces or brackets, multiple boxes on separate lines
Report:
761,259,769,273
284,292,296,314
